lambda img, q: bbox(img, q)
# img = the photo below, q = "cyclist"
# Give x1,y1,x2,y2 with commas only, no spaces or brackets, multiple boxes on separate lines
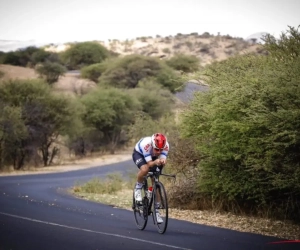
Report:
132,133,169,223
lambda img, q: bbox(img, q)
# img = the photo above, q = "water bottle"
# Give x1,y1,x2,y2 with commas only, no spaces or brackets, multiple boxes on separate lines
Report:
147,186,153,199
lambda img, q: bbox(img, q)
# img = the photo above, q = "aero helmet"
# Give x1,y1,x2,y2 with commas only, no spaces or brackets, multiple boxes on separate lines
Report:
151,133,167,150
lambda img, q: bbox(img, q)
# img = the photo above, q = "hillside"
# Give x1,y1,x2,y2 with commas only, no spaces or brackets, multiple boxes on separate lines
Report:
0,64,96,96
0,32,265,101
44,33,264,66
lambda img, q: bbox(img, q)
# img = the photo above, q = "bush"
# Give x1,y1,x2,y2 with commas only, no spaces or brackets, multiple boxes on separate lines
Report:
166,129,202,209
80,86,140,153
179,26,300,221
36,62,67,84
128,79,175,120
31,50,52,66
2,46,41,67
0,51,5,64
99,54,182,93
166,54,200,73
61,41,109,70
80,60,111,82
1,47,61,68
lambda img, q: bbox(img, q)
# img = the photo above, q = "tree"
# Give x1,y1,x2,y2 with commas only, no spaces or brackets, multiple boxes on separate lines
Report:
166,54,200,73
61,41,109,70
31,50,52,66
0,104,28,169
2,46,40,67
36,62,67,85
99,54,182,93
80,60,112,82
81,87,140,153
128,79,175,120
0,79,81,167
0,51,5,64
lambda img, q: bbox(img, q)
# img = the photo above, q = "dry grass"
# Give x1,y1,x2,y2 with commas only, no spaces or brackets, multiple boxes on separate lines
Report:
0,64,97,95
0,64,38,80
72,186,300,240
69,165,300,241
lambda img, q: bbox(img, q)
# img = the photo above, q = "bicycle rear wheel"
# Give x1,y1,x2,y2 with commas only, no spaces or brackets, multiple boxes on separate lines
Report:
152,182,168,234
132,185,148,230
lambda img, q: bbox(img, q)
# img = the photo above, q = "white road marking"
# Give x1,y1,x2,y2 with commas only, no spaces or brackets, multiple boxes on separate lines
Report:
0,211,192,250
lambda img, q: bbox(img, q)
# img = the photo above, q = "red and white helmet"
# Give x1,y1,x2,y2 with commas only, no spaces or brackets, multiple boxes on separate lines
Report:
151,133,167,150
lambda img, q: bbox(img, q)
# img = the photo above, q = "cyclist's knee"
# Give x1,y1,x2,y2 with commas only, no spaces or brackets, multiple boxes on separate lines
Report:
140,164,149,174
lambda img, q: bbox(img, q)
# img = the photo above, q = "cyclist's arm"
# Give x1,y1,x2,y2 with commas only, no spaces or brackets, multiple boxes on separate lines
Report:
158,142,169,165
146,159,161,168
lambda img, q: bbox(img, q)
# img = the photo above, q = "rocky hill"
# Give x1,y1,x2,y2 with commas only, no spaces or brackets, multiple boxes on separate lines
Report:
0,32,266,104
44,32,264,66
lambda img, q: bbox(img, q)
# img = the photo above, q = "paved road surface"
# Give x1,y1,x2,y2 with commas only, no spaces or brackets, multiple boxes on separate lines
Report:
0,160,287,250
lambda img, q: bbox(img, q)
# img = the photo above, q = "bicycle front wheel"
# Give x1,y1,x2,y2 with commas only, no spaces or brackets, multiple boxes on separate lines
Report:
153,182,168,234
132,185,148,230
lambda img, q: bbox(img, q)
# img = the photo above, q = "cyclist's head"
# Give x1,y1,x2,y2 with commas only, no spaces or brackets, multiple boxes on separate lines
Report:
151,133,167,150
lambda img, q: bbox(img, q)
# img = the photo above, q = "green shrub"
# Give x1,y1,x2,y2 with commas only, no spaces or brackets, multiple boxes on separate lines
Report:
166,54,200,72
80,60,112,82
61,41,109,69
80,86,140,153
128,79,175,120
99,54,182,93
177,26,300,221
36,62,67,84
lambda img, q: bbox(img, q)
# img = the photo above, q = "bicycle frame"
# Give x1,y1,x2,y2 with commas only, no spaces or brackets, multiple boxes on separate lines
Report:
144,172,175,206
132,171,176,234
145,172,175,221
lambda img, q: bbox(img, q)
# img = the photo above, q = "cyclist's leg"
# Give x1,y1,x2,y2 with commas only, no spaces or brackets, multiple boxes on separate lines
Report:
149,165,163,206
132,150,148,201
132,150,148,184
137,164,149,184
149,166,164,224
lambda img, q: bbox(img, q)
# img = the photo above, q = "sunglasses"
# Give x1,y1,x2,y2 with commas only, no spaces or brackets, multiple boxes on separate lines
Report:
153,148,164,152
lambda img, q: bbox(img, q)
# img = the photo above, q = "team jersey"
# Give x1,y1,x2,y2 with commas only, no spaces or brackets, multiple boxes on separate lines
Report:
134,136,169,162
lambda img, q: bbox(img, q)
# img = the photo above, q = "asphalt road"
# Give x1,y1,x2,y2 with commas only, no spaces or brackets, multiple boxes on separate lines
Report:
0,160,289,250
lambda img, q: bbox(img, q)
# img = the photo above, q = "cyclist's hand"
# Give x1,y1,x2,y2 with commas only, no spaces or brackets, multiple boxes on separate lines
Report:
155,159,162,166
159,158,167,165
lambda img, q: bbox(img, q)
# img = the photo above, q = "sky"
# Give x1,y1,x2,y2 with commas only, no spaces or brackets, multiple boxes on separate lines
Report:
0,0,299,44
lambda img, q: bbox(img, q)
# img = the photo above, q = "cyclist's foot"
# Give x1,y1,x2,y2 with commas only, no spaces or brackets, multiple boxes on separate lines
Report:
156,210,163,224
135,188,142,202
156,202,163,209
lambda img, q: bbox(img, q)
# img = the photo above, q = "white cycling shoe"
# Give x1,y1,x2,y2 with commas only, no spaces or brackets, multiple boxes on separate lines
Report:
135,188,142,202
156,210,163,224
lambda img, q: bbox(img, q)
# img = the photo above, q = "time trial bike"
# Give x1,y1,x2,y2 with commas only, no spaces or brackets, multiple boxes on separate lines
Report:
132,170,176,234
